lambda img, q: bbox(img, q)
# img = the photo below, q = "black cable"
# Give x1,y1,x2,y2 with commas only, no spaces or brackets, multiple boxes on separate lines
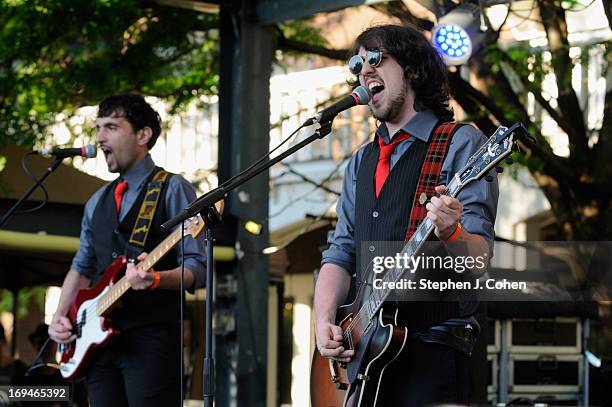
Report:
220,123,307,193
500,1,540,31
267,131,372,220
17,151,49,214
179,221,186,406
24,337,52,376
280,163,341,196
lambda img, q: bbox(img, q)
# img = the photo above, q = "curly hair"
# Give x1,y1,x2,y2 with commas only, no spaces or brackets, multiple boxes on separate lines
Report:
351,24,454,122
97,93,162,149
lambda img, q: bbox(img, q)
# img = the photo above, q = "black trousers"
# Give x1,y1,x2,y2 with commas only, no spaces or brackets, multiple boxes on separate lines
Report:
375,339,471,407
86,324,181,407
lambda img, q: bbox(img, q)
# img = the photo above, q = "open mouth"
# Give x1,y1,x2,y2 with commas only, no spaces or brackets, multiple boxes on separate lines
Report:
368,80,385,103
100,146,113,161
371,85,384,95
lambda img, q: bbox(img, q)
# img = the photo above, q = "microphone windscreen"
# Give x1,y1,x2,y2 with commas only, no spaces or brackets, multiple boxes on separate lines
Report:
353,86,371,105
84,144,97,158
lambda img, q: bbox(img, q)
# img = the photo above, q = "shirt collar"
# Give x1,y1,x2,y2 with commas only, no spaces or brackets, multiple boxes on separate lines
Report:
375,110,439,144
120,154,155,188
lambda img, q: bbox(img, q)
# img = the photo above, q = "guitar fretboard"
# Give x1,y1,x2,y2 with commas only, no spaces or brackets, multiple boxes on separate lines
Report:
95,216,202,315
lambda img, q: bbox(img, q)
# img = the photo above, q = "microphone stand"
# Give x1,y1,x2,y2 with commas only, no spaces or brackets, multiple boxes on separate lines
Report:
161,119,334,407
0,156,63,228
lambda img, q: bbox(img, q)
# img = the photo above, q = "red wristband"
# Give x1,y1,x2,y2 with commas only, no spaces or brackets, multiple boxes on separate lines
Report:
446,223,463,241
148,271,160,290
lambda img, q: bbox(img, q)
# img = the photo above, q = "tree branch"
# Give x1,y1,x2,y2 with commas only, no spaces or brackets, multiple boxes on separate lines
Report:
498,50,580,144
449,71,576,185
276,33,347,61
537,0,590,161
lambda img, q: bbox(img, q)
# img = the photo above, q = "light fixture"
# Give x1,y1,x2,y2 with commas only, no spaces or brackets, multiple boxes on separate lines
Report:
244,220,263,235
262,246,279,255
432,3,483,66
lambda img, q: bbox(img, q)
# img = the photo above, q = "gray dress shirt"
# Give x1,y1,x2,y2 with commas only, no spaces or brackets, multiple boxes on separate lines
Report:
322,110,499,276
71,154,206,288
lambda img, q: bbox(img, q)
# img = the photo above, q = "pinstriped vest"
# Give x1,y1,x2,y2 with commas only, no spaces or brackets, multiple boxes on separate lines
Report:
354,126,466,331
92,168,180,331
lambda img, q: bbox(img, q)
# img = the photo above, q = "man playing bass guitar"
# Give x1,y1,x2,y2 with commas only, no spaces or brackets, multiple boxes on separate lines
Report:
315,24,498,406
48,93,206,407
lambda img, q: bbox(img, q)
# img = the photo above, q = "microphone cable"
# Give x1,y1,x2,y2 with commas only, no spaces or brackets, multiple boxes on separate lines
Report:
180,221,186,405
16,151,50,214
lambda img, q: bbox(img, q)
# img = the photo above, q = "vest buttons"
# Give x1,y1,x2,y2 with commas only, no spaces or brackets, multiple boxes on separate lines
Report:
369,245,375,252
111,252,118,259
113,229,119,235
372,211,379,218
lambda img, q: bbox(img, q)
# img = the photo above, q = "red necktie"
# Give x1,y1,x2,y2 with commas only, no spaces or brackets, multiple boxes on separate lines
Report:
114,179,128,214
374,131,411,198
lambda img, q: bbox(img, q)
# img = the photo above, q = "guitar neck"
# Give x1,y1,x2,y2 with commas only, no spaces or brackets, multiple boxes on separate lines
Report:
95,224,189,316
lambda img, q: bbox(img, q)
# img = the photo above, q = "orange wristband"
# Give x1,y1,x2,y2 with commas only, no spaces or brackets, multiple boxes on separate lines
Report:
446,222,463,241
148,271,160,290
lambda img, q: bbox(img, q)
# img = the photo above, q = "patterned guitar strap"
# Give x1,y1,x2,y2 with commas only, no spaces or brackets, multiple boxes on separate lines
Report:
126,168,170,257
405,122,464,239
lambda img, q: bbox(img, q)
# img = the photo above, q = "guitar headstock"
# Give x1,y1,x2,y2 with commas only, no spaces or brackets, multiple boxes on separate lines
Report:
454,123,527,188
180,200,223,239
183,214,206,238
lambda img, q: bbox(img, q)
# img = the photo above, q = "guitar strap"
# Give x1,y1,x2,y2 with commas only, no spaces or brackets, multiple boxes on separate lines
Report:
359,122,463,297
128,168,170,248
404,122,463,240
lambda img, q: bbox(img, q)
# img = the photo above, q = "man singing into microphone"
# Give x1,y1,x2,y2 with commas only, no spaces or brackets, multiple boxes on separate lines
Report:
314,25,498,406
48,93,206,406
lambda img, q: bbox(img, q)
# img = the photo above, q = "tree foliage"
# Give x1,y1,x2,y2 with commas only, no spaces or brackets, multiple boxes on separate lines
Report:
1,0,610,242
367,0,612,242
0,0,219,146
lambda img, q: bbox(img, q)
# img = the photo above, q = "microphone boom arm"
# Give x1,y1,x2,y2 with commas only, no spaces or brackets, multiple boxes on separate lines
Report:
161,120,334,230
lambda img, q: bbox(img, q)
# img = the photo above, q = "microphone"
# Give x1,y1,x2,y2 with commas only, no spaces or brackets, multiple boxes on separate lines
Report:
35,145,97,159
303,85,371,126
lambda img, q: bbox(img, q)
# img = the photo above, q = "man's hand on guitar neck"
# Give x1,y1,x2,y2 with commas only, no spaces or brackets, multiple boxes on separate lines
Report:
126,252,156,290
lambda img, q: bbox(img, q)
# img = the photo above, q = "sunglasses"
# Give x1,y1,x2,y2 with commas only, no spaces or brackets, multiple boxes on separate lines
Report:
348,49,384,75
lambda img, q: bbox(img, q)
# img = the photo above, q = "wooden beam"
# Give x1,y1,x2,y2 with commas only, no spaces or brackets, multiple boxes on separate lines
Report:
255,0,387,24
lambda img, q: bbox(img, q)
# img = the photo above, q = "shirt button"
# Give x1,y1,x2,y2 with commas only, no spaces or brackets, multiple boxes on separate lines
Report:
111,252,118,259
372,211,379,218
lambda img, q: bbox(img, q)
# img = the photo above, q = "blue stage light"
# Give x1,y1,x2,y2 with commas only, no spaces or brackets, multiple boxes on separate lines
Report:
431,3,482,66
432,23,472,65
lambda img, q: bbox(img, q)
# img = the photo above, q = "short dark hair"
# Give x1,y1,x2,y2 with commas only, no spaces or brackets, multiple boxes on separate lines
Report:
351,24,454,122
97,93,162,149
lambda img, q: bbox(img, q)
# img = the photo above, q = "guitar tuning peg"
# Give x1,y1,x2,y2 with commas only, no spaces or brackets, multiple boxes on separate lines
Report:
505,157,514,165
485,175,494,182
495,166,504,173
